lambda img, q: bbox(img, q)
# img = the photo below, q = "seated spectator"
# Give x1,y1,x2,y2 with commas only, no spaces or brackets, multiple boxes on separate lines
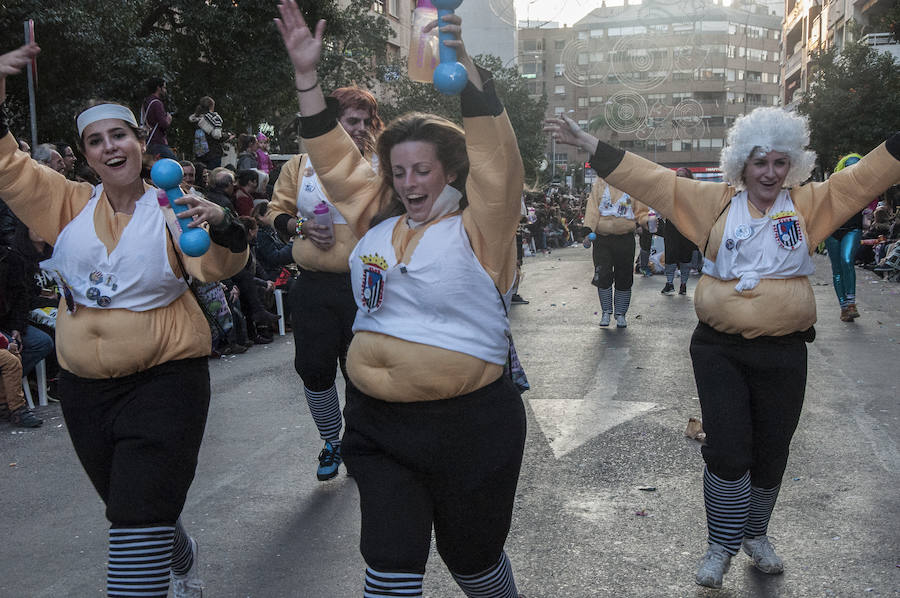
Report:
234,169,259,217
33,143,65,174
12,222,59,389
229,216,279,344
251,202,293,281
206,168,237,210
0,243,53,382
0,339,42,427
54,141,77,179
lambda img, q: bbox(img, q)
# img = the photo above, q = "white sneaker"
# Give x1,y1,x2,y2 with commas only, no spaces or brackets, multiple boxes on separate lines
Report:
742,535,784,574
615,314,627,328
695,543,732,589
599,312,611,326
172,537,204,597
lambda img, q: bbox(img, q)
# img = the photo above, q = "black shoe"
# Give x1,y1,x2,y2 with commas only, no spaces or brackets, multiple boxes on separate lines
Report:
252,335,273,345
252,310,281,325
10,406,42,428
661,283,675,295
679,282,687,295
511,294,529,305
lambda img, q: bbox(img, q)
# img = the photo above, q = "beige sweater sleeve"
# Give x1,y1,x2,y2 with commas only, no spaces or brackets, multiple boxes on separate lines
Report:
461,109,525,293
0,132,93,243
302,127,392,240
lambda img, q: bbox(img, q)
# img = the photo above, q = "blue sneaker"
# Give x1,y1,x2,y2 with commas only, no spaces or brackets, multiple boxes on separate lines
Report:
316,441,342,481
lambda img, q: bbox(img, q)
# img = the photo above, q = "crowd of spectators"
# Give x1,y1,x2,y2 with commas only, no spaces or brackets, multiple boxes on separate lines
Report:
858,186,900,280
520,184,588,254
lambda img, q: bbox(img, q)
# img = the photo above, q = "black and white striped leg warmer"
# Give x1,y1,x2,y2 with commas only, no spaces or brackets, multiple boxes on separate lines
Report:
107,525,175,597
363,568,424,597
703,467,750,555
451,552,519,598
304,384,343,445
744,484,781,538
614,289,631,316
679,262,691,285
170,519,193,576
597,286,613,314
665,263,677,284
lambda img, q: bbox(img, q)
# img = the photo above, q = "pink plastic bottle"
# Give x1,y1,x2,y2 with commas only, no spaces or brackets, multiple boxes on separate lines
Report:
313,201,334,239
408,0,439,83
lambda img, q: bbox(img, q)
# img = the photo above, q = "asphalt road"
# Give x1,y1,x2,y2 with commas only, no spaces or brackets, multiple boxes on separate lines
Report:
2,247,898,597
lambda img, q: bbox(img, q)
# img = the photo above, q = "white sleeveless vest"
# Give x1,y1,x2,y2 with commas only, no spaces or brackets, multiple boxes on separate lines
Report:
40,185,186,312
703,190,814,292
597,184,635,220
295,155,348,225
349,214,511,365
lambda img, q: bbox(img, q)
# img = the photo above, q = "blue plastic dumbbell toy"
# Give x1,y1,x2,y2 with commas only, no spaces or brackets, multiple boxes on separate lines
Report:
587,233,597,241
150,158,211,257
432,0,468,95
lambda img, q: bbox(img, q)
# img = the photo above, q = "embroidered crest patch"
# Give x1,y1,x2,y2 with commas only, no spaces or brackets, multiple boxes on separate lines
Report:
359,253,388,312
772,211,802,250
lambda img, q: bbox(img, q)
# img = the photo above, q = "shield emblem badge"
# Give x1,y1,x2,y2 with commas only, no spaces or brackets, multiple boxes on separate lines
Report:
359,253,388,312
772,213,802,250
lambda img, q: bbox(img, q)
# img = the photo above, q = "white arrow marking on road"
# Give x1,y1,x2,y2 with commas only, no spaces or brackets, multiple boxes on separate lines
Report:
529,347,656,459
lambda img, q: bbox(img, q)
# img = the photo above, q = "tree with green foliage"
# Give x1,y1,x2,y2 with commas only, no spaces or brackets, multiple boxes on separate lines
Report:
0,0,391,156
376,54,548,186
798,39,900,173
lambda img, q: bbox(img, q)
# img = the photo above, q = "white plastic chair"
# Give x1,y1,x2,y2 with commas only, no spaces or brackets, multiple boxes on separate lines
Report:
273,289,286,336
21,358,48,408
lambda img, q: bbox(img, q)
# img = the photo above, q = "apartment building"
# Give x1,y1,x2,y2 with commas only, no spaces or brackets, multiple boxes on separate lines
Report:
519,0,783,175
783,0,899,106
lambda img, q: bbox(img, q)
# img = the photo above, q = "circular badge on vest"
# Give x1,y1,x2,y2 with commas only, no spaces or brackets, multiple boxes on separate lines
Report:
725,238,735,251
303,166,314,178
97,296,112,307
89,270,103,283
86,287,101,301
734,224,752,240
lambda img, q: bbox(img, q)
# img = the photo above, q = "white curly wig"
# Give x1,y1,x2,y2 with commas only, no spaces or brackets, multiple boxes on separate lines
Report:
719,107,817,189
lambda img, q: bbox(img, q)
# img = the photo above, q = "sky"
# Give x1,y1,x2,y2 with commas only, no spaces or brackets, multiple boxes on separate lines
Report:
513,0,634,28
511,0,772,28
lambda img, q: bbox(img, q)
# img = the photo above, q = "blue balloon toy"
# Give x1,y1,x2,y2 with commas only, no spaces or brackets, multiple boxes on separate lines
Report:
150,158,211,257
432,0,468,95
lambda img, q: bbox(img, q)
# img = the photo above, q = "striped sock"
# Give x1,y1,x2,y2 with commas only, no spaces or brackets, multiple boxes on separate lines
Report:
614,289,631,316
744,484,781,538
451,552,518,598
665,263,677,284
598,286,613,313
703,467,750,555
304,384,343,445
363,568,424,597
170,520,193,576
107,525,175,597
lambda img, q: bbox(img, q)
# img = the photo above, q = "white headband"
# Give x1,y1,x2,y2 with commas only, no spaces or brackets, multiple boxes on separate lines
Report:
76,104,139,137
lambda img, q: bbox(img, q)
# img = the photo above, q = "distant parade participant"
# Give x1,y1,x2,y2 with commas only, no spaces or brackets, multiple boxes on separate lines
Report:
660,167,700,296
824,153,865,321
546,108,900,589
0,43,249,598
277,2,527,596
267,84,382,481
581,177,652,328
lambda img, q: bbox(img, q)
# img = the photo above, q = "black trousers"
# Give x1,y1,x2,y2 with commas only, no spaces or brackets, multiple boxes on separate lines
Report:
592,232,635,290
663,221,697,265
59,358,210,526
289,270,356,391
342,376,526,575
690,323,809,488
